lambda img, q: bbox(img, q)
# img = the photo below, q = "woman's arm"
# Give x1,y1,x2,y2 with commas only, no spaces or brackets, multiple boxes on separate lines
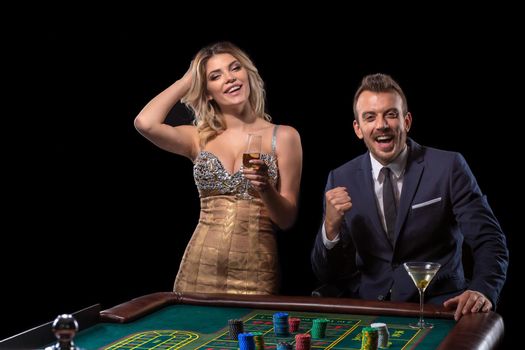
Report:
246,125,302,230
134,70,199,160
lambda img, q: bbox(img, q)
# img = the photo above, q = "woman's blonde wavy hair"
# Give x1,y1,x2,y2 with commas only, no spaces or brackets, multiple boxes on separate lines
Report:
181,41,271,147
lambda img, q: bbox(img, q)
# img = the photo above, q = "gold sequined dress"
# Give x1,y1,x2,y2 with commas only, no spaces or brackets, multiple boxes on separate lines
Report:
174,126,280,295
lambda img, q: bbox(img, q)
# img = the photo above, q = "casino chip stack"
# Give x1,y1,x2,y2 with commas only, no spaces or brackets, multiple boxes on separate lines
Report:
295,333,311,350
251,331,265,350
370,322,389,348
273,312,290,336
311,318,329,338
238,332,255,350
228,319,244,340
288,317,300,332
361,327,379,350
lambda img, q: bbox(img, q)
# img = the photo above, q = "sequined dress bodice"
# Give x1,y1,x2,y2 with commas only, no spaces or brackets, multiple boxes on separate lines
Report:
193,151,279,198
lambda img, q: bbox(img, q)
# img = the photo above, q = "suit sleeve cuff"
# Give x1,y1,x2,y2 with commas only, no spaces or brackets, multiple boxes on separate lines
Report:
322,221,340,249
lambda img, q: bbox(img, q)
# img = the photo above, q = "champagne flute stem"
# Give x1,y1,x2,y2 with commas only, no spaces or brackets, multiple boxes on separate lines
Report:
418,288,424,327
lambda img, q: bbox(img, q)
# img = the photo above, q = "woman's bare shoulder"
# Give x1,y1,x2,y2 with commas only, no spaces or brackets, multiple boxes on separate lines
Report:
276,124,301,141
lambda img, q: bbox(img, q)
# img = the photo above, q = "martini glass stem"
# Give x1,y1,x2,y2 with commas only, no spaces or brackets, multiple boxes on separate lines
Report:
418,288,424,327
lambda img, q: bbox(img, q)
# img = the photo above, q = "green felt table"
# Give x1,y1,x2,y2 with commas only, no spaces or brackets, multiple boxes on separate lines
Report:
0,292,504,349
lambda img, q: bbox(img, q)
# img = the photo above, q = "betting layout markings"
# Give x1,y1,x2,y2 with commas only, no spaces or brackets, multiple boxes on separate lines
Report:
195,313,363,350
103,330,199,350
197,313,429,350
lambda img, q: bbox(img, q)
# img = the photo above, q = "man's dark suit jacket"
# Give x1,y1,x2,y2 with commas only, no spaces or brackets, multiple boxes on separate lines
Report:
311,138,508,306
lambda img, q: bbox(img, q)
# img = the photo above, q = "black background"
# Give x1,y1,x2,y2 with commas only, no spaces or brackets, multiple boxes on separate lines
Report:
2,9,520,348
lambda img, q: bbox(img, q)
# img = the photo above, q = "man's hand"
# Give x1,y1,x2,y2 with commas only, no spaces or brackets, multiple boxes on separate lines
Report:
325,187,352,240
443,290,492,321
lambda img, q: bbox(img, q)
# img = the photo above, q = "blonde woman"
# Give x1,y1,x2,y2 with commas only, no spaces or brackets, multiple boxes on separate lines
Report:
134,42,302,295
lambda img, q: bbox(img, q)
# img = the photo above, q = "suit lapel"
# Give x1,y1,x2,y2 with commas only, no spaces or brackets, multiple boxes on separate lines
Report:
394,139,425,244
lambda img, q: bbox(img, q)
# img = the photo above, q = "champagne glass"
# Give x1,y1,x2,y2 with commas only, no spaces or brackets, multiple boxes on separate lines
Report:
242,134,262,170
403,262,441,329
237,134,262,199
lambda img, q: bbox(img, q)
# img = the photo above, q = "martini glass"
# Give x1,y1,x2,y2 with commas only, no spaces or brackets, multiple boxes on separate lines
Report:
403,262,441,329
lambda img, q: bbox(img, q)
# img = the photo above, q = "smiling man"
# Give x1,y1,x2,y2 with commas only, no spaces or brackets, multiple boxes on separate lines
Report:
311,73,508,321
